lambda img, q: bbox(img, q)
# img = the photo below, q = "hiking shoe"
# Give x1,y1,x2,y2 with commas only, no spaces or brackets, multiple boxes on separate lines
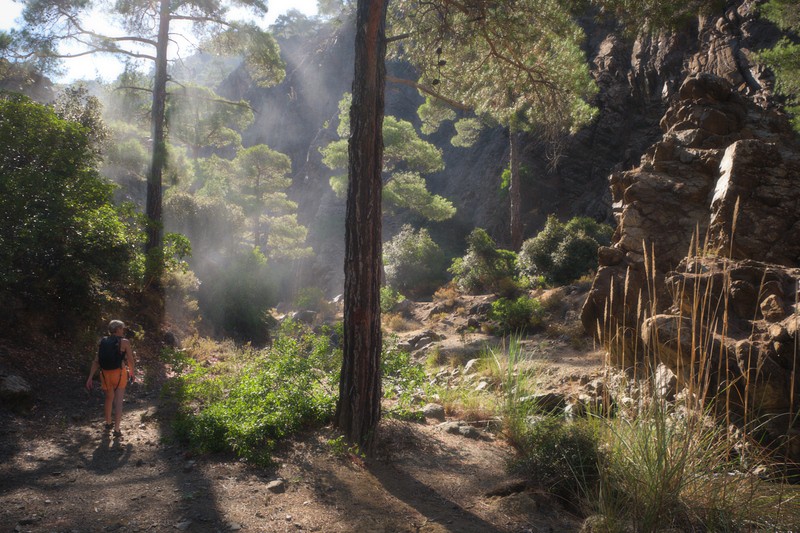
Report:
104,423,113,431
113,430,122,438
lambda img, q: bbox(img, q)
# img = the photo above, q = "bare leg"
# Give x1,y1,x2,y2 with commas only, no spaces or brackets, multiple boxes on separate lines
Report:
113,388,125,432
104,390,114,425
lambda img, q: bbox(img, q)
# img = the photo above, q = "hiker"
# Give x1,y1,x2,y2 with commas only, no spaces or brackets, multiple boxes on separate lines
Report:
85,320,136,437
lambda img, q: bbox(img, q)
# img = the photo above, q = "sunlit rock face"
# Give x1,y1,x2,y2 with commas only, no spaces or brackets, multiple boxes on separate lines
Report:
581,1,800,455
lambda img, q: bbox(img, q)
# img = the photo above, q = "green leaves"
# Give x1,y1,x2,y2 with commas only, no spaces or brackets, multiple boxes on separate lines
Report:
756,0,800,132
383,224,447,296
321,93,455,221
383,172,455,222
0,93,140,328
170,330,340,465
390,0,598,137
518,215,613,285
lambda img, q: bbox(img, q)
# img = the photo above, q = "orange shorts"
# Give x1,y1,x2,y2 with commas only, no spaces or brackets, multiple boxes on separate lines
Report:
100,369,128,391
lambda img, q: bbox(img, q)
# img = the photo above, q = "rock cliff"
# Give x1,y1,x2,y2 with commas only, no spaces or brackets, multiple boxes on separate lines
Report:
580,1,800,454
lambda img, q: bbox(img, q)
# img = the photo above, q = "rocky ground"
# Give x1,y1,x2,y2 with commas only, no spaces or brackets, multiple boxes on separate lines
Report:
0,286,605,533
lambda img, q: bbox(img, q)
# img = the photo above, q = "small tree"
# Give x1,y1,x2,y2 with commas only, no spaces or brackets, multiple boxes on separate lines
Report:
449,228,517,295
384,224,446,297
518,215,613,285
321,94,456,222
0,93,139,332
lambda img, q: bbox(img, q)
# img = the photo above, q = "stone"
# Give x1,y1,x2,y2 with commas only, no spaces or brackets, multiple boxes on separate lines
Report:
0,374,33,408
597,246,625,266
290,310,317,325
457,425,480,439
266,479,286,493
463,358,480,374
468,302,492,316
395,341,414,353
421,403,445,421
438,421,480,439
760,294,786,322
654,364,677,401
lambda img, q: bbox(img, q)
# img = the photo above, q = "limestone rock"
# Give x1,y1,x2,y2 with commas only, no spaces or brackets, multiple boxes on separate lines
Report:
0,374,33,409
421,403,446,421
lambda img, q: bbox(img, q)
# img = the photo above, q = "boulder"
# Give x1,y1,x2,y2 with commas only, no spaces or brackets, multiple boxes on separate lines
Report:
422,403,446,421
0,374,33,410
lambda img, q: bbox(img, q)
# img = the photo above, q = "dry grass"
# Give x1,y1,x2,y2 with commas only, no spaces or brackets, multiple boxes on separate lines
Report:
383,312,418,332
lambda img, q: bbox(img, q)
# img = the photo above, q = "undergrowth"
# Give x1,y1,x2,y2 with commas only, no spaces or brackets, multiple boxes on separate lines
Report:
162,324,429,464
164,324,340,465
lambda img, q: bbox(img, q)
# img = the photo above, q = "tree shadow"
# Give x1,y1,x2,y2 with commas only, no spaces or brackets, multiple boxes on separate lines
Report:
0,352,231,532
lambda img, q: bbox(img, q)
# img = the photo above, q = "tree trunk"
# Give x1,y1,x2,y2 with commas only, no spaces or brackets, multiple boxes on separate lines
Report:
143,0,171,329
509,129,523,250
334,0,388,450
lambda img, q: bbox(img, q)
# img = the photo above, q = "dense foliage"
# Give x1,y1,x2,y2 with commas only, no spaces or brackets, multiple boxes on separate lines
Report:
0,93,140,331
449,228,517,295
167,325,428,464
518,215,613,285
390,0,597,134
489,295,545,333
168,328,340,465
384,224,447,297
757,0,800,131
321,94,456,222
197,249,277,345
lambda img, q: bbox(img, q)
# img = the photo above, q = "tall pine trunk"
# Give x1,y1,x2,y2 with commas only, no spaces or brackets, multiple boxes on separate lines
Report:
143,0,171,329
334,0,388,450
509,129,523,250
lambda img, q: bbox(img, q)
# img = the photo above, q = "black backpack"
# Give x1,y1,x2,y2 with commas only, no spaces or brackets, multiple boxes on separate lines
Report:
98,336,125,370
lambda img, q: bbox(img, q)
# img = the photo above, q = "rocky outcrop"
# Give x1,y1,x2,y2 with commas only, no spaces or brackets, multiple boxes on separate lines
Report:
581,2,800,454
582,71,800,366
641,257,800,457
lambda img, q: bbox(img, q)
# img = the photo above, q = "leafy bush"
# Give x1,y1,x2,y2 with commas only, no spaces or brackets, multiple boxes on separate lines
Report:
509,416,600,503
198,248,277,345
384,224,447,297
380,286,406,313
382,339,427,410
0,93,141,332
489,295,545,334
170,328,340,465
449,228,518,295
518,215,613,285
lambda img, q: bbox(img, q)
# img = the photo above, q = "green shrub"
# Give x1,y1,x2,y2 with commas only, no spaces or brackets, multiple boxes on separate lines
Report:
509,416,600,503
489,295,545,334
380,286,406,313
0,93,141,333
384,224,447,297
382,339,427,409
449,228,518,295
170,329,340,465
518,215,613,286
198,248,277,345
294,286,328,312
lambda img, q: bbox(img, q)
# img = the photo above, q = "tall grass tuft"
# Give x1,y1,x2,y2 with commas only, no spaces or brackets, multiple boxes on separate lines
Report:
586,211,800,530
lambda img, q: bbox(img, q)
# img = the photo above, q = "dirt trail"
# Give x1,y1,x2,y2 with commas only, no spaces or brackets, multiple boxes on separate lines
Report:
1,290,598,532
1,378,583,533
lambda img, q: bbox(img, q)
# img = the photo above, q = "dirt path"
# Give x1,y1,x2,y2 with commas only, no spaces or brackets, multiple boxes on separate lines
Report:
1,377,583,533
1,289,599,532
